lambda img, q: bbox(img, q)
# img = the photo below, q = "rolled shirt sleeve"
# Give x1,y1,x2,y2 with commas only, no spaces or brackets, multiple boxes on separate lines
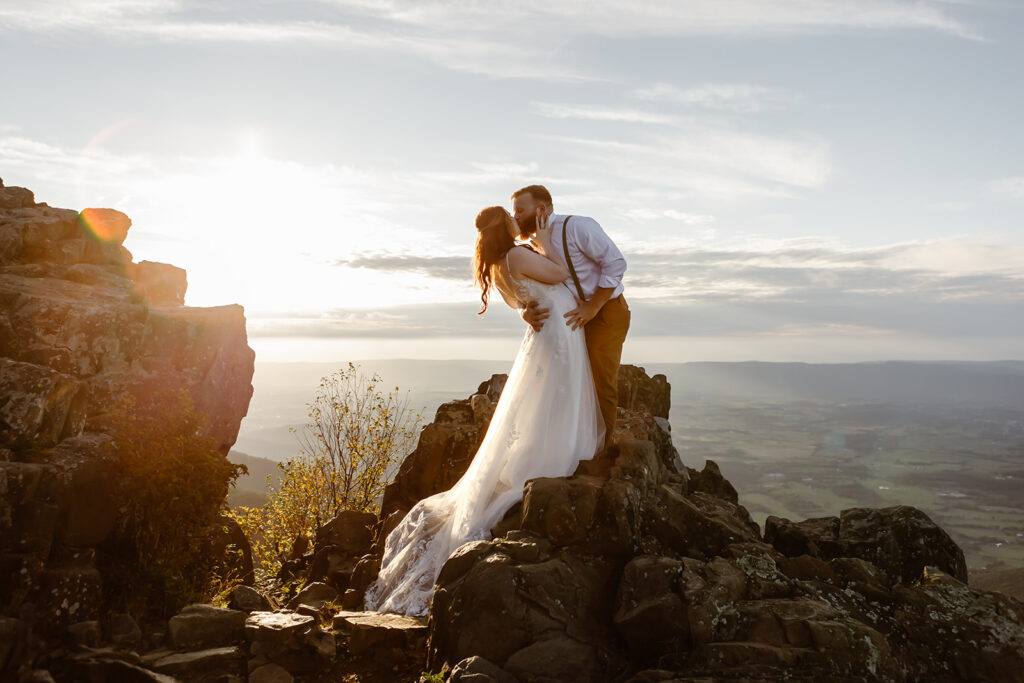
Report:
572,216,627,293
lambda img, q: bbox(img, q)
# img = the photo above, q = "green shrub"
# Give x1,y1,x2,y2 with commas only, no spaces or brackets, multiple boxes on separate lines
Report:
228,363,421,587
97,387,246,620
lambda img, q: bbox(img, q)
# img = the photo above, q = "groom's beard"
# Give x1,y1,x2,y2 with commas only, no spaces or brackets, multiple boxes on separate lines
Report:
515,215,537,239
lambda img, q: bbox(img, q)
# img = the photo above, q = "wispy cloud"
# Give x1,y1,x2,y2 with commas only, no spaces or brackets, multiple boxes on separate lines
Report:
327,238,1024,311
545,121,832,198
989,177,1024,198
339,253,471,281
624,209,716,225
632,83,802,113
531,102,676,124
0,0,983,82
317,0,982,40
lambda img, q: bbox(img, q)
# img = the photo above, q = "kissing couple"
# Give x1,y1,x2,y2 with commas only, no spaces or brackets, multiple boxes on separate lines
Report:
364,184,630,617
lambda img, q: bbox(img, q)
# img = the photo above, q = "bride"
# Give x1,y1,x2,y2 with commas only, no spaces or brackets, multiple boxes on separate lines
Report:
362,205,605,617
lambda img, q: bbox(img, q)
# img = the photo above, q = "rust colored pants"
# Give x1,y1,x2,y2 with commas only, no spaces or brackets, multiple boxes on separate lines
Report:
584,294,630,448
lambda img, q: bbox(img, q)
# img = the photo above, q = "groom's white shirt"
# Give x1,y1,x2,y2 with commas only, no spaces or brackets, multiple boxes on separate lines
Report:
545,212,627,301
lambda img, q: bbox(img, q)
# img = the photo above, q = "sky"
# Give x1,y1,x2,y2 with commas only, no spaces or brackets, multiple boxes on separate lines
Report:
2,0,1022,363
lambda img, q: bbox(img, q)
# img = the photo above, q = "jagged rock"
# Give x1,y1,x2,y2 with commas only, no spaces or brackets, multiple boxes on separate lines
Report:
520,474,605,547
469,393,495,425
103,611,142,648
654,487,760,559
335,556,381,610
617,364,670,419
333,610,428,655
0,358,86,448
51,436,120,547
427,536,626,675
168,603,247,649
764,505,968,584
504,636,603,682
245,610,335,673
0,180,35,210
373,398,486,543
449,655,516,683
229,585,273,613
306,510,377,590
66,619,101,647
102,660,179,682
130,260,186,305
66,645,148,681
149,645,247,680
250,662,294,682
314,510,377,556
685,459,739,504
0,182,255,676
475,374,507,403
77,208,131,245
294,601,331,626
416,367,1024,681
616,552,750,666
285,581,338,611
139,647,175,667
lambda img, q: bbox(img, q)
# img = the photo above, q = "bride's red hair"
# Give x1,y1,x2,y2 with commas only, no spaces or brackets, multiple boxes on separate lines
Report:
473,206,515,315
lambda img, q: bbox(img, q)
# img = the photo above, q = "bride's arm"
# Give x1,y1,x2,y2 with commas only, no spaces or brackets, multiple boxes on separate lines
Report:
508,245,569,284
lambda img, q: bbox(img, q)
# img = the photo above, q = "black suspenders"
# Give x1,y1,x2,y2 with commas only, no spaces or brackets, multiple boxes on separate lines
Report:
561,215,585,300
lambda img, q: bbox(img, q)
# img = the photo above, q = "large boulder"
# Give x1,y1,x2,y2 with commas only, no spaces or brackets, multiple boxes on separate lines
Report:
168,604,247,649
764,505,968,584
245,611,336,673
0,179,255,676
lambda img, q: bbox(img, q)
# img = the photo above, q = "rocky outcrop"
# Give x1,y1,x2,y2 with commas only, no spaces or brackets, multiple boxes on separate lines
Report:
0,179,255,678
361,365,1022,682
764,505,969,585
15,357,1021,682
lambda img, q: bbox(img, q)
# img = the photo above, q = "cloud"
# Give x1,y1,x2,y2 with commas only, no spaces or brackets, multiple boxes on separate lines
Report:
989,177,1024,198
545,121,832,198
625,209,716,225
284,238,1024,343
531,102,676,124
0,1,983,81
633,83,802,113
248,302,521,338
339,253,472,281
318,0,982,40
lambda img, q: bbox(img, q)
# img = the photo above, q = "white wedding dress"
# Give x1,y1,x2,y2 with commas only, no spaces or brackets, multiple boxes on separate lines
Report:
363,246,605,617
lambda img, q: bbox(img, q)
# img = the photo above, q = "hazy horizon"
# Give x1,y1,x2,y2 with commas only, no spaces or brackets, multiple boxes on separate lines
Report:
236,357,1024,465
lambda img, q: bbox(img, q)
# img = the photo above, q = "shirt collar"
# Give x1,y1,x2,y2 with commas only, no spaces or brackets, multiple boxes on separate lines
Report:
544,212,564,230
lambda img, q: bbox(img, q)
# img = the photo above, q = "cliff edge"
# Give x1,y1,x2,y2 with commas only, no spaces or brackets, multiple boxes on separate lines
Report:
0,178,255,677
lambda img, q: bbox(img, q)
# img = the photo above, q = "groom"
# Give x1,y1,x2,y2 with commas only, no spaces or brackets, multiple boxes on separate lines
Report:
511,184,630,449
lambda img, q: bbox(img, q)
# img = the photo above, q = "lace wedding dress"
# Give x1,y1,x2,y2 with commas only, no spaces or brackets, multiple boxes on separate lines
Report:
363,246,605,617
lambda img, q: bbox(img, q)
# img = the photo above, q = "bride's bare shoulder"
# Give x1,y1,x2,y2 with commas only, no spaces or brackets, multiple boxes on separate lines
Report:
506,244,530,258
506,244,540,268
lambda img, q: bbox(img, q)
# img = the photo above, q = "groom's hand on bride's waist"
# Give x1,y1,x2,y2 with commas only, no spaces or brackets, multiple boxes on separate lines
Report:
564,286,615,330
564,298,601,331
521,301,549,332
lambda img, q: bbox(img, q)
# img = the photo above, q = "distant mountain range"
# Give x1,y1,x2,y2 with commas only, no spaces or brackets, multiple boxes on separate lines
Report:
646,360,1024,405
232,359,1024,464
226,450,282,509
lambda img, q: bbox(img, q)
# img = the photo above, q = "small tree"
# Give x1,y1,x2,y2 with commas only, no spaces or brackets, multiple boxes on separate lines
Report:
229,363,421,585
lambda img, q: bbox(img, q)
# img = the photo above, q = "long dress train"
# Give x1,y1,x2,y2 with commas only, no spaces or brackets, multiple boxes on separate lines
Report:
363,248,605,617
